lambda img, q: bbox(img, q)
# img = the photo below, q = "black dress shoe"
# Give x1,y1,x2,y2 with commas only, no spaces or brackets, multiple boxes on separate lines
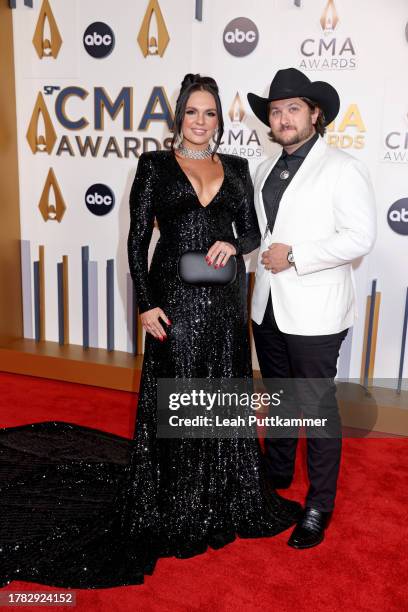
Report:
287,507,332,549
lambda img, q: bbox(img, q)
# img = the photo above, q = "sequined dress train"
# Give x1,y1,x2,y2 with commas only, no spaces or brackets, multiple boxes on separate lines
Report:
0,152,302,589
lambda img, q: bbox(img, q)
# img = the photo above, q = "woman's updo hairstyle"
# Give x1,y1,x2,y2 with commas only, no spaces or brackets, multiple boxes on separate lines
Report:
171,73,224,158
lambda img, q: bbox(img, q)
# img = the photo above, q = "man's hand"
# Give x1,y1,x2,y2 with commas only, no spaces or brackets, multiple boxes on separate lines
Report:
261,243,292,274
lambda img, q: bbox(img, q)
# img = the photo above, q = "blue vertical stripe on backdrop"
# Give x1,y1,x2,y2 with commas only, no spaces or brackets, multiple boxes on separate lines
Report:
195,0,203,21
9,1,34,8
106,259,115,352
88,260,99,349
126,272,138,355
81,246,90,348
33,261,40,342
363,279,377,387
21,240,33,339
57,262,64,345
397,288,408,394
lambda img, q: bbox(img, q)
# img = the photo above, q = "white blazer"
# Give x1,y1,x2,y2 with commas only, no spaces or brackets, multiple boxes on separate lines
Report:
251,136,377,335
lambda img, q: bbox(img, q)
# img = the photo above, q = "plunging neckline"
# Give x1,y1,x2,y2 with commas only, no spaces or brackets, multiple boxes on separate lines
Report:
172,152,225,209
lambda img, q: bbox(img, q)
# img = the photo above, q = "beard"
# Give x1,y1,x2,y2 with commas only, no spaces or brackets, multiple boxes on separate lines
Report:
270,119,315,147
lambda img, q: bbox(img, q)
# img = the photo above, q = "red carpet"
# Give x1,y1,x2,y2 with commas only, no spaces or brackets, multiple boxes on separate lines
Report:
0,372,406,611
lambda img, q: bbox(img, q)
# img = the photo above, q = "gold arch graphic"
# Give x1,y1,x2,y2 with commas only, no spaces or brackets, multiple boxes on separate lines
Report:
38,168,66,222
229,92,245,123
137,0,170,57
360,290,381,384
33,0,62,59
320,0,339,34
26,92,57,154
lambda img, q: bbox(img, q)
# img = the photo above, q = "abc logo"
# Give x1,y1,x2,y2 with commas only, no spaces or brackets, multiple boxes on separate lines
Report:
85,184,115,216
223,17,259,57
83,22,115,59
387,198,408,235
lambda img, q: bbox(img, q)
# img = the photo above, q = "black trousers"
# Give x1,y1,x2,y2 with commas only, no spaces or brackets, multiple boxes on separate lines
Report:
252,295,348,512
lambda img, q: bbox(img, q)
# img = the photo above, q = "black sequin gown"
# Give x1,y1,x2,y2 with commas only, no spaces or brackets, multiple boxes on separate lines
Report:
0,151,302,589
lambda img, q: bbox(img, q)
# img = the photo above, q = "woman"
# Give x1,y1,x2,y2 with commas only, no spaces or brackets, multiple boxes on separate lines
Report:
0,75,301,590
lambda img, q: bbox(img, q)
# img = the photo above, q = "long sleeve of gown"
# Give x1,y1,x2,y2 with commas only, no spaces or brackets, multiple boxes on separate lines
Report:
231,159,260,256
128,154,158,314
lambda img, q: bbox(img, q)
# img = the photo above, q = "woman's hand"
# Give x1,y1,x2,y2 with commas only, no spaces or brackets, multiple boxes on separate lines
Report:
206,241,237,268
140,307,171,341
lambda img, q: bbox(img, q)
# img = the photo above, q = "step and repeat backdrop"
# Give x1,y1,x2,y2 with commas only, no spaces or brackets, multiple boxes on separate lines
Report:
11,0,408,386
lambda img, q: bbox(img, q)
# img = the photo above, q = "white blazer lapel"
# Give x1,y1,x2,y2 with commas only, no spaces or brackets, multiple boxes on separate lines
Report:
270,136,327,235
283,136,326,193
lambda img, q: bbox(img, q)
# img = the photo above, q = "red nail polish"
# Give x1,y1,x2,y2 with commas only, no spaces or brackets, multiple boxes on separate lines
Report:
215,264,219,269
168,319,172,325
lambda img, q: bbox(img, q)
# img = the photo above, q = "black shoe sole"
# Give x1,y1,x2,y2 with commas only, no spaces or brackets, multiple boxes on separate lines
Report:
287,534,325,549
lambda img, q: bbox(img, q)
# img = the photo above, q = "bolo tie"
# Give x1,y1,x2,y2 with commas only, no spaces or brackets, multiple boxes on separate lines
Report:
279,152,290,181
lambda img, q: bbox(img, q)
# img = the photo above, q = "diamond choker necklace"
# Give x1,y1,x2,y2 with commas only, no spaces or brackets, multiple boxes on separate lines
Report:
177,143,213,159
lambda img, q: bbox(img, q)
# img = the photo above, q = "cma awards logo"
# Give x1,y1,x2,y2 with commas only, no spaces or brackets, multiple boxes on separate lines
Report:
382,111,408,164
298,0,357,71
38,168,66,222
387,199,408,235
33,0,62,59
218,92,262,158
137,0,170,57
326,104,366,149
26,87,174,158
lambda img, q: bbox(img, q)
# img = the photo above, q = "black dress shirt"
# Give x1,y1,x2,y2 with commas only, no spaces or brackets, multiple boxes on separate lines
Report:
262,132,319,239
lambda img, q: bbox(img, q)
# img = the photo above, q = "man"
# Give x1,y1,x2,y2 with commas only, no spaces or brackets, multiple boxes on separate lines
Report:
247,68,376,548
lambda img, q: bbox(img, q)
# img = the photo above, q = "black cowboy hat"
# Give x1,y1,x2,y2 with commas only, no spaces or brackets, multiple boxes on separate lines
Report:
247,67,340,127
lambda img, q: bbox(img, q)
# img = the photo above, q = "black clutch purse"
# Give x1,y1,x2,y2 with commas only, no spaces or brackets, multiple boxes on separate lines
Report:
178,251,237,287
